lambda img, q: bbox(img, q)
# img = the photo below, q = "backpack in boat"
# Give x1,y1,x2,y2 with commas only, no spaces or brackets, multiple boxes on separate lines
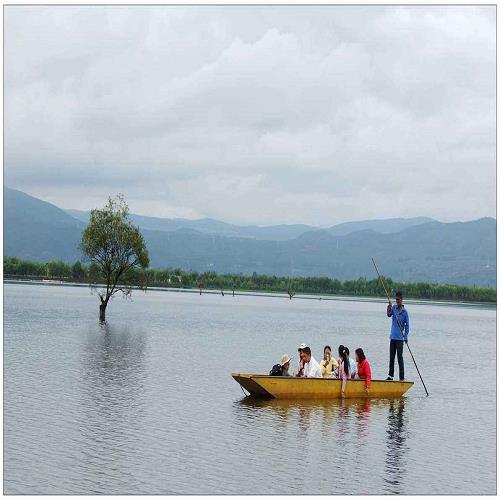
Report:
269,364,283,376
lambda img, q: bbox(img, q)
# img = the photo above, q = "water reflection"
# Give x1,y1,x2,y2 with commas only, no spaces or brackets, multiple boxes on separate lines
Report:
5,284,496,494
80,322,147,407
384,399,408,494
236,397,380,427
354,399,371,439
234,396,409,493
235,397,379,442
77,323,147,493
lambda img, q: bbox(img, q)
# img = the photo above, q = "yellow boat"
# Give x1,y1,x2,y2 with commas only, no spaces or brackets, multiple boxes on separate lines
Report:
232,373,413,399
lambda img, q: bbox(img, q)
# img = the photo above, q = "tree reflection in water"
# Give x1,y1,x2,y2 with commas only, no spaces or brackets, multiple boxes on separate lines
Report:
78,322,147,492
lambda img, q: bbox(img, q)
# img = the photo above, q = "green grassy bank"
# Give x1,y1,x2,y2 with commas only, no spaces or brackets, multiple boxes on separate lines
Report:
4,257,496,303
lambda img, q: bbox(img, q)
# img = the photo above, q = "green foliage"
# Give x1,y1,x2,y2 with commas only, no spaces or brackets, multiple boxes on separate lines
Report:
79,195,149,312
4,256,496,303
4,257,46,276
87,262,102,283
46,260,71,277
71,261,85,281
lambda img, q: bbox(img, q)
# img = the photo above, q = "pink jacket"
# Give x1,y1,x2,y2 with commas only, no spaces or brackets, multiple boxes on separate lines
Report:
338,359,348,393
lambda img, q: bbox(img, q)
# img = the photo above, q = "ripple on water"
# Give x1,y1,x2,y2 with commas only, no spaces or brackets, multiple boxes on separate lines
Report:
3,284,497,494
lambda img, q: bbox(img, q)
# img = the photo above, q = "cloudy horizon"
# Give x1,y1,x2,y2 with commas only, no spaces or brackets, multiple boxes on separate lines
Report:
5,5,496,226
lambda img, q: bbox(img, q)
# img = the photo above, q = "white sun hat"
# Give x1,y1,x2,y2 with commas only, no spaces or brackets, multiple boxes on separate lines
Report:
298,343,309,350
280,354,292,365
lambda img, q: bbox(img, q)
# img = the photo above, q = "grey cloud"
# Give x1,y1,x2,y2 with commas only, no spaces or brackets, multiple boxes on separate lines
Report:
4,5,495,225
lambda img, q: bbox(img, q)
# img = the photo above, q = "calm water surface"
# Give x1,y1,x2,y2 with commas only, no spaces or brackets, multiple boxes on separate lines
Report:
4,283,496,494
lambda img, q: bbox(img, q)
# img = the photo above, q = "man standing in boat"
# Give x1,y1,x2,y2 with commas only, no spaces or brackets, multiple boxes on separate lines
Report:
386,291,409,381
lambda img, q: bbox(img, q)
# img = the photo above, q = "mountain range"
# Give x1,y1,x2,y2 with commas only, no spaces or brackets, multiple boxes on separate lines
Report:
66,208,433,241
4,187,496,287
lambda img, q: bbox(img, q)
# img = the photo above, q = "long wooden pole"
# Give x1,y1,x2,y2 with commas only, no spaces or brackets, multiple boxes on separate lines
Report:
371,258,429,397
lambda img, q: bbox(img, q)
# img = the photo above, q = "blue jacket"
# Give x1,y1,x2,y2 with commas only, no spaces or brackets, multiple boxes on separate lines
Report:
387,304,409,341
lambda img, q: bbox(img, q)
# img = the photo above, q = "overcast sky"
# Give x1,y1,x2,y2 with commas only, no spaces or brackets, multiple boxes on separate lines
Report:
5,5,496,226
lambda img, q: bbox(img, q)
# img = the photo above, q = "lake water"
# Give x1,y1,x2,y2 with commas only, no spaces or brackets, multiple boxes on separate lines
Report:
4,283,496,494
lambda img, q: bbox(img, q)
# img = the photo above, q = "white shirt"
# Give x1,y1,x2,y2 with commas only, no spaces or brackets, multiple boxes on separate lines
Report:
303,356,322,378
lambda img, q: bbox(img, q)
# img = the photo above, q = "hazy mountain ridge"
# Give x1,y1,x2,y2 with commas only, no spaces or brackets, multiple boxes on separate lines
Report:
326,216,435,236
4,187,85,263
66,208,317,241
4,187,496,286
65,208,436,240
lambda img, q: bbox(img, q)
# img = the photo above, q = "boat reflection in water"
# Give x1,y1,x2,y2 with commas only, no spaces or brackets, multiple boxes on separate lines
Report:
233,396,409,494
235,395,377,431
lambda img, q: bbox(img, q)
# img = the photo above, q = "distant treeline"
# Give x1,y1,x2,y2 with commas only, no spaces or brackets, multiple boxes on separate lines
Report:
4,257,496,303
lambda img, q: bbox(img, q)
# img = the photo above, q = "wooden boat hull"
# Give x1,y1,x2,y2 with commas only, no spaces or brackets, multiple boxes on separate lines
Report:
232,373,413,399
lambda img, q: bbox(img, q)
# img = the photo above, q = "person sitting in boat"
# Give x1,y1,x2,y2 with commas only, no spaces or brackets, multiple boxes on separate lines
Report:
345,347,357,379
293,343,308,377
320,345,339,378
355,348,371,394
332,345,356,379
301,346,323,378
280,354,292,376
337,345,351,397
269,354,292,376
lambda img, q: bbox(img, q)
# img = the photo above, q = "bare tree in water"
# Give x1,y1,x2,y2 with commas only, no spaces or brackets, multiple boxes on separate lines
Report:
287,287,296,300
80,195,149,322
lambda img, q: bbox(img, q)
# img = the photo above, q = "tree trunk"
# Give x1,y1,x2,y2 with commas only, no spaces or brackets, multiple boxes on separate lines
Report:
99,302,107,322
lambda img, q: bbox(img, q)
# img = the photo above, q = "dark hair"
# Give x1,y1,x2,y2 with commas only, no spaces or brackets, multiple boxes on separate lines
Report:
303,346,311,356
338,345,350,376
324,345,331,355
396,291,403,299
345,347,350,356
355,348,366,362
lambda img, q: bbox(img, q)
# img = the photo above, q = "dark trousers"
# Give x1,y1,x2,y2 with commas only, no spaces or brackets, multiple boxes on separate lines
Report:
389,339,405,380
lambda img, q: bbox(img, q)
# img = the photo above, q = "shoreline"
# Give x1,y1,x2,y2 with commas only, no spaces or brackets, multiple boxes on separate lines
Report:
4,278,496,309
